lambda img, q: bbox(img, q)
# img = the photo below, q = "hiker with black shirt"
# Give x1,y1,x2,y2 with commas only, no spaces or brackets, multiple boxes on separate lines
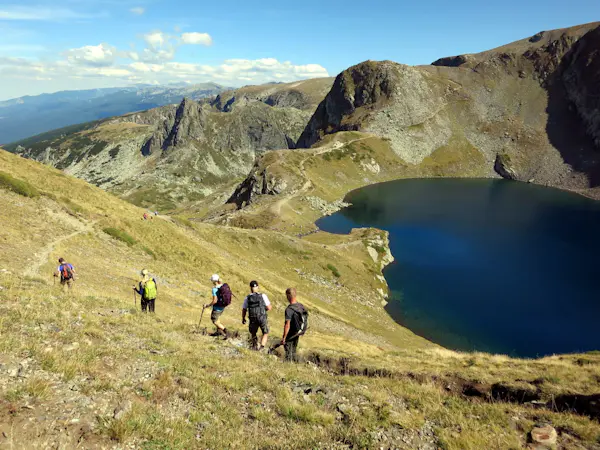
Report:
242,280,272,350
280,287,308,362
53,257,75,292
205,274,232,338
133,269,157,313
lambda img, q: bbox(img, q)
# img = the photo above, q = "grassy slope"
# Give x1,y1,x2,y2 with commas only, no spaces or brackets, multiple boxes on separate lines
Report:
1,149,600,448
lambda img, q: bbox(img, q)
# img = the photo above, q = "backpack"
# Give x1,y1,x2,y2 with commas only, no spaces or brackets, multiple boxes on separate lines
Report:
143,279,157,300
288,303,309,337
247,293,266,321
60,264,74,281
216,283,232,307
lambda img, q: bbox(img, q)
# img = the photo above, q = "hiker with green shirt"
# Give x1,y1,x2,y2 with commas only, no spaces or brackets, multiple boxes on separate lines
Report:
242,280,272,350
205,274,232,338
280,287,308,362
133,269,157,313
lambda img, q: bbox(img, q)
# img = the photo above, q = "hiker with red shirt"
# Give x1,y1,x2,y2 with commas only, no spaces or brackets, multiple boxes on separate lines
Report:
53,257,75,292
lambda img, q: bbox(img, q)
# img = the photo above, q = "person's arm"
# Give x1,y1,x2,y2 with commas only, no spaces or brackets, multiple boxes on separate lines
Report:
242,308,247,324
133,282,142,295
281,319,291,345
263,295,272,312
205,288,217,308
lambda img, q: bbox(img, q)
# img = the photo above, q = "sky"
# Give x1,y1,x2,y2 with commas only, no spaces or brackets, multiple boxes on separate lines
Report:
0,0,598,100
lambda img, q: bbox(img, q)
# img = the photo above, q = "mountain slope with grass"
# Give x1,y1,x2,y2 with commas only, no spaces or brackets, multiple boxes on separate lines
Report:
2,149,600,449
5,79,333,211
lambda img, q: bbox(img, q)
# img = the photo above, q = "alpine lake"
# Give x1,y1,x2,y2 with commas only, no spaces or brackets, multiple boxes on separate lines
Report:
317,179,600,358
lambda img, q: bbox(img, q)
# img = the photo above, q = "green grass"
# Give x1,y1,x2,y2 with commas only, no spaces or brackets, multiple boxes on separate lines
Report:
0,171,40,198
103,227,137,246
327,263,341,278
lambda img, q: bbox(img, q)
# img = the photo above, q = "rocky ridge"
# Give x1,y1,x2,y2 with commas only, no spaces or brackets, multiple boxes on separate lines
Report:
296,22,600,197
7,79,333,210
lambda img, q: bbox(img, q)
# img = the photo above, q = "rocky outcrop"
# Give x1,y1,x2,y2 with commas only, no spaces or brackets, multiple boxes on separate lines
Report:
494,153,518,180
227,159,288,208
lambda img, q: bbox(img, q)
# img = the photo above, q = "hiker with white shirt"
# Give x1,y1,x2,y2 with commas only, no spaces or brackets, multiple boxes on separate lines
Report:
242,280,272,350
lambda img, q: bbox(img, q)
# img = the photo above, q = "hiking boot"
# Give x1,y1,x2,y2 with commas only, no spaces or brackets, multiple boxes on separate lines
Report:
209,331,221,337
221,328,228,340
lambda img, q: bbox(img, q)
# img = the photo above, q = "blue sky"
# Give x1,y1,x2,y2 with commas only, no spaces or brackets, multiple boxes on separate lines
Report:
0,0,598,100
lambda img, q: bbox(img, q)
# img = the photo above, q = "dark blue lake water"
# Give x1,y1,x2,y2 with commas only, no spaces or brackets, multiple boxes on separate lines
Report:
317,179,600,357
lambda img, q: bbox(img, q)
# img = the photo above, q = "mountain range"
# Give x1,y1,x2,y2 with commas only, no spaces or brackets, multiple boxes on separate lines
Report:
0,83,229,144
5,22,600,213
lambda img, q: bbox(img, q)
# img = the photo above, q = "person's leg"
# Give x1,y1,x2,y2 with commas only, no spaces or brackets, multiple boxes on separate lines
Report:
285,338,299,362
141,298,148,312
149,299,155,313
211,310,225,333
260,317,269,349
249,320,258,349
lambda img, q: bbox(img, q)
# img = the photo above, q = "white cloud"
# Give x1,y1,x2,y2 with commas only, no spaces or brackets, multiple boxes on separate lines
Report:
143,31,169,50
129,7,145,15
181,32,213,46
0,29,330,99
0,6,106,21
64,43,117,67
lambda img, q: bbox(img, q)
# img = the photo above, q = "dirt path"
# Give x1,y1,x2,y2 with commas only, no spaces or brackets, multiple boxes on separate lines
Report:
24,218,96,277
271,136,372,215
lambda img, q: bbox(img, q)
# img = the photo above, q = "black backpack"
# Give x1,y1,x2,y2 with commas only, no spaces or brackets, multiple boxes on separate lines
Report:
289,303,308,337
247,293,266,320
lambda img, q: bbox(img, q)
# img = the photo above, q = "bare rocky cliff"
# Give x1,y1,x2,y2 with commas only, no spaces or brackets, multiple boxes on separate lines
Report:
297,22,600,196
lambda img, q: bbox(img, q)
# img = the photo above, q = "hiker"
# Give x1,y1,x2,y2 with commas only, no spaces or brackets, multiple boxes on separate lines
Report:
53,257,75,292
205,274,232,338
143,213,148,220
280,287,308,362
242,280,272,350
133,269,157,313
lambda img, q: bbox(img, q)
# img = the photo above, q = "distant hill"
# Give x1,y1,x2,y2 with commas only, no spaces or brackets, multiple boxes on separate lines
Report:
0,83,229,144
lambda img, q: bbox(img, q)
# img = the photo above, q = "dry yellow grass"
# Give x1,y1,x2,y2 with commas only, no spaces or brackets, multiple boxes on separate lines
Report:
1,148,600,448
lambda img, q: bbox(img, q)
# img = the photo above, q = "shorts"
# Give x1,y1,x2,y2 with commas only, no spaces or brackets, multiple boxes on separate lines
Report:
211,309,224,323
249,316,269,335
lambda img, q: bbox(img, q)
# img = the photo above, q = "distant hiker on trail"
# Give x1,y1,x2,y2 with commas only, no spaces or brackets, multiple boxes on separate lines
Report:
280,287,308,362
143,213,148,220
133,269,157,313
242,280,272,350
53,257,75,292
205,274,232,338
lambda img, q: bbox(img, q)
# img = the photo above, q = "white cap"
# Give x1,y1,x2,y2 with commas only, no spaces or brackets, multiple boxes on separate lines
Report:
210,274,220,282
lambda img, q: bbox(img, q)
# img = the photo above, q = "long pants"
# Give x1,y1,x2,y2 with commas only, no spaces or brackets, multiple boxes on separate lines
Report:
284,337,299,362
141,298,155,313
61,279,73,293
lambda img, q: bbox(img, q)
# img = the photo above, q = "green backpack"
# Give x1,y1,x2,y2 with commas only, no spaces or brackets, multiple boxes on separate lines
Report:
143,279,157,300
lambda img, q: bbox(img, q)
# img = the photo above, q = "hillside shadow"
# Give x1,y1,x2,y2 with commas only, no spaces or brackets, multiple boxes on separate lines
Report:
545,29,600,187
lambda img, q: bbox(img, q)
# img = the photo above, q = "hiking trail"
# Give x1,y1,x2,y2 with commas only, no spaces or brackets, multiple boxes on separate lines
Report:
24,217,97,277
271,136,372,215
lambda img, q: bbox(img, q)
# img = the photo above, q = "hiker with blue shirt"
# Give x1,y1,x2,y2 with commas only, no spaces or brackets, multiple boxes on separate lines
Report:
133,269,157,313
53,257,75,292
205,274,233,338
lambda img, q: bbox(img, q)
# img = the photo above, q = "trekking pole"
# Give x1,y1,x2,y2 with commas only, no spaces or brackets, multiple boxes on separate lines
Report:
198,305,206,326
133,289,136,307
